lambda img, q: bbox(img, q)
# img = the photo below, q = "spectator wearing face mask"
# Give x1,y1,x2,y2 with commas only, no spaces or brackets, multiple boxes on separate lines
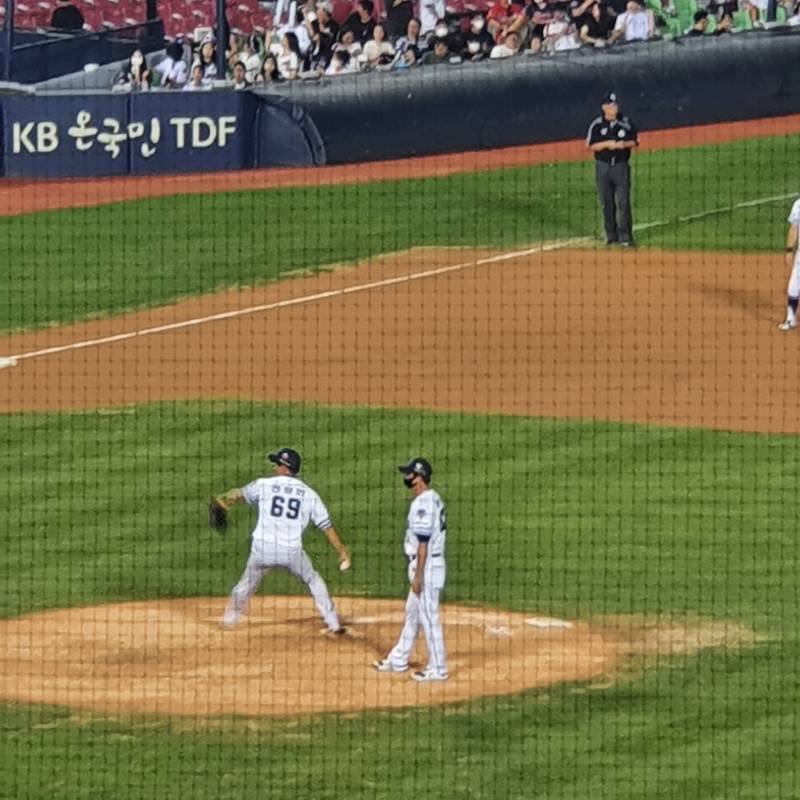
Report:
427,19,453,49
462,14,494,59
113,50,152,91
419,0,446,34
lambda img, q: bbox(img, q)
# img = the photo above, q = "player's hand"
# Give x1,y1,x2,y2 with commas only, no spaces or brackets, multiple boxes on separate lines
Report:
411,574,422,595
338,551,352,572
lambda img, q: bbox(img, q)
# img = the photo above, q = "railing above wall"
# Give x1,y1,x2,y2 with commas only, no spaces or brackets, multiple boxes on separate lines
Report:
1,29,799,178
0,19,164,84
259,28,800,164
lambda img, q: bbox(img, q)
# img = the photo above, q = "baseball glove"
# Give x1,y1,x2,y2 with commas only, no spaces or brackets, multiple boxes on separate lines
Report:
208,498,228,534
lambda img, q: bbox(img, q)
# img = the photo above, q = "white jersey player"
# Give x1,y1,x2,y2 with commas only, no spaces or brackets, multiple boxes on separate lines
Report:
373,457,448,682
779,197,800,331
213,447,351,633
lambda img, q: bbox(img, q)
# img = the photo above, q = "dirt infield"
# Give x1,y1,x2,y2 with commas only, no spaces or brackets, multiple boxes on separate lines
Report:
1,114,798,217
0,244,796,433
0,597,760,717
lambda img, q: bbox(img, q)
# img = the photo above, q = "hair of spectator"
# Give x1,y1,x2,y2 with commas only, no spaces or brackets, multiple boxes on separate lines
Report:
263,53,279,76
284,31,301,55
166,40,183,61
694,9,708,20
360,0,375,16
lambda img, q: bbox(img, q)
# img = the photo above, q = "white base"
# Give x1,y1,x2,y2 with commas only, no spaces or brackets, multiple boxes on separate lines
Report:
0,357,18,370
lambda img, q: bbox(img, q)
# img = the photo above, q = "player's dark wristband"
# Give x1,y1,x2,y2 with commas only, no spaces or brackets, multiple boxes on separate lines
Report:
786,247,795,252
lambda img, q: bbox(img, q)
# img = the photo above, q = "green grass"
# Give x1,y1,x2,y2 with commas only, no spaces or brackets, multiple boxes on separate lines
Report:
2,133,799,332
0,401,797,798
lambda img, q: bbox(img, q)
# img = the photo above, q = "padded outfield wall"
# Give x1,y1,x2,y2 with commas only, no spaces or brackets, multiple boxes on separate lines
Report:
1,29,799,177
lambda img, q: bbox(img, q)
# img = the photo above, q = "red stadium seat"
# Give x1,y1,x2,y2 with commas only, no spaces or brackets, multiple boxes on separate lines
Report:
330,0,352,25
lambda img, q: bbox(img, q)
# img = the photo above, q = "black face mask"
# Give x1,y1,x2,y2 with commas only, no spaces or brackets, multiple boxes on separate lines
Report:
403,474,416,488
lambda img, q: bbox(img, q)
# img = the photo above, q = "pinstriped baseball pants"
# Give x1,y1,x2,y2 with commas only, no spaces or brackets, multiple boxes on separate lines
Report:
222,545,341,631
386,559,447,675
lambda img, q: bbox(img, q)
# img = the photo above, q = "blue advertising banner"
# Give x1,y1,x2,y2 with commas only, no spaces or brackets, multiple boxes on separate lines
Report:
128,91,259,175
2,94,131,178
1,90,259,179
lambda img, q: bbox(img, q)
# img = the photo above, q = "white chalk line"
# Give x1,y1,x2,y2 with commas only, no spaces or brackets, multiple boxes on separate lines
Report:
0,236,589,366
0,190,794,369
633,191,796,231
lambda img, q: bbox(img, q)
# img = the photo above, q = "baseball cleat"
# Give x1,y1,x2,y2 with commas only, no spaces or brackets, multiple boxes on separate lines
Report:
410,669,449,683
372,659,408,673
778,319,797,331
322,626,347,636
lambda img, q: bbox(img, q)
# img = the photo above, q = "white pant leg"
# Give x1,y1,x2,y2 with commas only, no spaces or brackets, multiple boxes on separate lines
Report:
788,255,800,298
222,554,268,626
386,589,421,669
287,549,341,631
418,584,447,675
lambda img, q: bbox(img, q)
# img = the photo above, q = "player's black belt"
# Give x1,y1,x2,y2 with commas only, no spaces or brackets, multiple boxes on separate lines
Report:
409,553,442,560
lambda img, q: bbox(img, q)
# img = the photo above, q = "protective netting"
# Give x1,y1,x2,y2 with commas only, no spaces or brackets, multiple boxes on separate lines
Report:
1,14,799,799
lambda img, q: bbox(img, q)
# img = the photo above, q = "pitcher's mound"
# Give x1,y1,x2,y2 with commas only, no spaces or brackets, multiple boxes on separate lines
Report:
0,597,617,717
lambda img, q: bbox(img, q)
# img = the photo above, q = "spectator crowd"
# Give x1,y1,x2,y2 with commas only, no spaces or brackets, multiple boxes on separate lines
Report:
109,0,800,90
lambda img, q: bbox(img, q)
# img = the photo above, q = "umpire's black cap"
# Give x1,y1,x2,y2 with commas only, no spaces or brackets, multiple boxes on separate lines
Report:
268,447,301,474
601,92,619,106
398,457,433,483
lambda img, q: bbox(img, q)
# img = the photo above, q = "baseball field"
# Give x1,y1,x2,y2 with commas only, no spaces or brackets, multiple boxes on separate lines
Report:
1,119,799,799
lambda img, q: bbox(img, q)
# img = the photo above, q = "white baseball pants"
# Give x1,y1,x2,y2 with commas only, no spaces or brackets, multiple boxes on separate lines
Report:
385,557,447,675
788,255,800,298
222,544,340,631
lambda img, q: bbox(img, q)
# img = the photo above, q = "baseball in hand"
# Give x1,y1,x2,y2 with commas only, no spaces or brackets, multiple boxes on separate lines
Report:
339,557,351,572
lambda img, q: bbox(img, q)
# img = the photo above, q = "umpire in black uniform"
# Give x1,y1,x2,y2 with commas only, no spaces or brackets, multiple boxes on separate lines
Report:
586,92,639,246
